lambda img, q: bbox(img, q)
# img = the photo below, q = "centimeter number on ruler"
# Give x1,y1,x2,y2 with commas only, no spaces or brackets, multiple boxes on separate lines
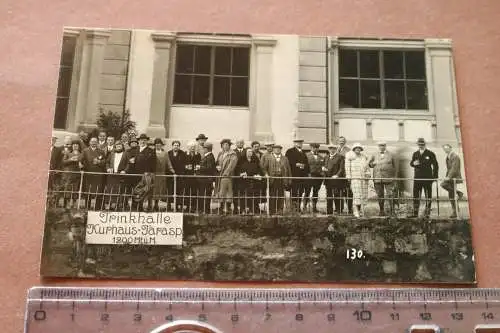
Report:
25,288,500,333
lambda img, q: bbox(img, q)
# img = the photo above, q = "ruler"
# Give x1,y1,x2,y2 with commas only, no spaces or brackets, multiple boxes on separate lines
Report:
25,287,500,333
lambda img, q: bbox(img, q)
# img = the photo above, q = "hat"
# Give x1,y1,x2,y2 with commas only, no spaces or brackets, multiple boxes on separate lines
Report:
377,141,387,146
417,138,426,145
352,142,364,151
138,134,149,140
310,143,320,148
272,144,283,149
264,142,274,147
196,134,208,140
129,137,138,143
293,139,304,143
153,138,164,145
220,138,232,145
71,139,80,145
114,140,123,146
203,142,213,149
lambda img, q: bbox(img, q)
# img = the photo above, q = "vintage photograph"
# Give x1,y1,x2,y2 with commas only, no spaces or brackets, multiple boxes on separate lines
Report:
40,27,476,283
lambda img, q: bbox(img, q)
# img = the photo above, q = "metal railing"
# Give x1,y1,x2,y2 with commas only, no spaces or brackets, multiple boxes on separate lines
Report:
46,170,469,218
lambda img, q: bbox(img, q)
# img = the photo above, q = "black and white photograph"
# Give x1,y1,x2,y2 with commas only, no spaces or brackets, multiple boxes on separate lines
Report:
41,27,475,283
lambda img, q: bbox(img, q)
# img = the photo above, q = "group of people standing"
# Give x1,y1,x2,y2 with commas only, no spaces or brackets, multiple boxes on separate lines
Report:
49,130,464,218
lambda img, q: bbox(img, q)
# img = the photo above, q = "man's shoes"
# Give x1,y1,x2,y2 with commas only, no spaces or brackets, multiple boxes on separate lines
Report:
457,191,464,200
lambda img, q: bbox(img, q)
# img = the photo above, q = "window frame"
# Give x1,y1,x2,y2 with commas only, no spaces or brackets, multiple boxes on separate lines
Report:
329,38,436,119
170,34,253,109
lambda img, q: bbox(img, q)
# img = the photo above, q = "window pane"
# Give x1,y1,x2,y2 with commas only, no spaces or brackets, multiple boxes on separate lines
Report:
54,97,69,129
384,80,406,109
405,51,426,79
173,74,192,104
175,45,195,74
56,66,73,97
406,81,428,109
232,47,250,76
192,75,210,104
359,50,380,78
339,79,359,108
339,49,358,77
214,47,232,75
383,51,404,79
194,46,212,74
230,77,249,107
360,80,381,108
213,77,230,106
61,36,76,67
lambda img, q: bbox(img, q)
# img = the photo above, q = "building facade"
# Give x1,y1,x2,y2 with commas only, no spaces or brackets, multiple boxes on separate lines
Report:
52,28,465,185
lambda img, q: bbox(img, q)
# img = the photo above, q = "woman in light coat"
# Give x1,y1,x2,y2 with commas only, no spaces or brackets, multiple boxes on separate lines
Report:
345,143,371,217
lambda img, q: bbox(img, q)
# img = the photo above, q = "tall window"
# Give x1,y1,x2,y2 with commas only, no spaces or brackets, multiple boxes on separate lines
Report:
173,44,250,107
338,49,428,110
53,36,77,129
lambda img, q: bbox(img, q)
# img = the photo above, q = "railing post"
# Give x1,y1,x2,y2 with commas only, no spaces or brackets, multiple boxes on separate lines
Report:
266,176,270,216
454,178,459,217
77,171,84,210
173,174,177,213
436,178,440,217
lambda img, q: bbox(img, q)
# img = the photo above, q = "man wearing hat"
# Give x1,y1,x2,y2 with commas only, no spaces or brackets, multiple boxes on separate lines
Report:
285,139,310,212
232,139,247,213
261,144,292,215
410,137,439,218
323,144,346,215
336,136,353,214
152,138,175,211
215,139,238,213
259,142,274,169
440,144,464,218
129,134,157,211
305,143,325,213
195,134,208,155
369,141,398,216
79,137,107,210
197,142,217,214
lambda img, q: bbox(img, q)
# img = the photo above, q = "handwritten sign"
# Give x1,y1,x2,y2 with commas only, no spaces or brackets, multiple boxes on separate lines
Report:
85,211,183,245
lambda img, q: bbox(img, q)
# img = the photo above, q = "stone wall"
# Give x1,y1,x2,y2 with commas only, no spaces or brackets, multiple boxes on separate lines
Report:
41,208,475,283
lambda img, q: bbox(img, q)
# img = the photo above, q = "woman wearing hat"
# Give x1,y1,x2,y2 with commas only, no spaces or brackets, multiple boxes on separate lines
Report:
345,143,371,218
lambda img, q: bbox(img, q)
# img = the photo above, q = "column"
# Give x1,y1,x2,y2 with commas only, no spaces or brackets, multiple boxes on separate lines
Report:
148,32,176,138
62,28,82,132
425,38,458,144
328,37,339,143
75,29,112,131
252,36,277,142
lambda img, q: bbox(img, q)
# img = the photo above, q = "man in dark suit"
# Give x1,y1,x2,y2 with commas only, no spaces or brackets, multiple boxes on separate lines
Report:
168,140,187,211
285,139,310,212
232,139,246,213
184,143,202,213
410,137,439,218
440,144,464,218
198,142,217,214
79,137,107,210
323,144,346,215
305,143,325,213
105,141,130,210
130,134,156,211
